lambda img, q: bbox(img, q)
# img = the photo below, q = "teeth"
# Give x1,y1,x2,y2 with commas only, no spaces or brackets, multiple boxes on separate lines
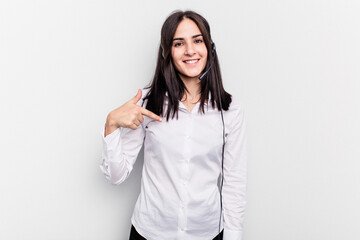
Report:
184,59,198,64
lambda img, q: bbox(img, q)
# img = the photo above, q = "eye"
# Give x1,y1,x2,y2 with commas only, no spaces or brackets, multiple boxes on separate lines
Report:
194,38,203,44
173,42,183,47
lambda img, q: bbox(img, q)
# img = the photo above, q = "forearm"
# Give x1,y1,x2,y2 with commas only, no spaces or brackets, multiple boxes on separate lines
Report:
100,125,144,185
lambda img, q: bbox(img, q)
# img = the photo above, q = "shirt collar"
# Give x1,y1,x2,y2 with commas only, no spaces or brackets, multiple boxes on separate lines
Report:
164,91,212,101
164,91,211,112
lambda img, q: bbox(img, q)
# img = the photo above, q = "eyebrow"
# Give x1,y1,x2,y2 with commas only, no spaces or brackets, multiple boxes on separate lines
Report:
173,34,203,41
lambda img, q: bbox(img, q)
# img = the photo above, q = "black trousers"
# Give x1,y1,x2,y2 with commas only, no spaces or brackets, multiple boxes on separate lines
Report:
129,225,224,240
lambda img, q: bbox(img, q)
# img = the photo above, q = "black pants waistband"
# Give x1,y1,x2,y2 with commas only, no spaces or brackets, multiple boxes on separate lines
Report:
129,225,224,240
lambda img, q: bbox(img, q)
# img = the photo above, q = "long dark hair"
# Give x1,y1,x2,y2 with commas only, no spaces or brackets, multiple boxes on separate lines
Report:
143,10,232,121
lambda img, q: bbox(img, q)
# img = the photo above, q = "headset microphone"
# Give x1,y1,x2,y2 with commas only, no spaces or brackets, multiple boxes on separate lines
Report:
199,42,216,81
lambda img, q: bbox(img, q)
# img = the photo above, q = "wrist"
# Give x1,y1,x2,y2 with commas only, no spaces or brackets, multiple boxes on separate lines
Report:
106,113,120,130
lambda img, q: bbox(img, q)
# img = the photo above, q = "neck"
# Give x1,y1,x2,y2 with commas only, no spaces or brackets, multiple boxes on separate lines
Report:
180,75,201,101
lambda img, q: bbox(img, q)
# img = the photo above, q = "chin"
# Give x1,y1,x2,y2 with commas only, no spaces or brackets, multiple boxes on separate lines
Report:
184,69,204,77
180,73,202,80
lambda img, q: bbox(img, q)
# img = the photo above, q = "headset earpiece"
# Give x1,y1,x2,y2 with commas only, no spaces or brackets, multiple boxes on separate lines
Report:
211,42,216,55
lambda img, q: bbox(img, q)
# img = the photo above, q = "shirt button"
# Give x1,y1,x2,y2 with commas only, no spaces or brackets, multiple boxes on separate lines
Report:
180,228,185,231
185,135,190,140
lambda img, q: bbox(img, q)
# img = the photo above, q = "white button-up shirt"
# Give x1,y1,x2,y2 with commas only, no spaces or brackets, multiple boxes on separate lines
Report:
100,90,247,240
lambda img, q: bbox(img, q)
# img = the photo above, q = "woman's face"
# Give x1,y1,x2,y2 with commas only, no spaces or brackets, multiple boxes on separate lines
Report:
171,18,208,81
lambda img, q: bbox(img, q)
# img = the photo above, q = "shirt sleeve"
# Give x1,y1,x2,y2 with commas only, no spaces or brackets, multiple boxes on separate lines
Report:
99,114,146,185
222,104,248,240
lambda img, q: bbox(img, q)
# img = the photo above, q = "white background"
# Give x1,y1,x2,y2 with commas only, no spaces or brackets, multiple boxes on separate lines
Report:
1,0,359,239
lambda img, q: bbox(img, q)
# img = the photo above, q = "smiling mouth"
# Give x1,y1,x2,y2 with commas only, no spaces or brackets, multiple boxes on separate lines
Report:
183,59,199,64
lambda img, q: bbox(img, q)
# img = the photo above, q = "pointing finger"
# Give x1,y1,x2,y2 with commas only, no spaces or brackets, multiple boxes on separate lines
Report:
140,107,162,122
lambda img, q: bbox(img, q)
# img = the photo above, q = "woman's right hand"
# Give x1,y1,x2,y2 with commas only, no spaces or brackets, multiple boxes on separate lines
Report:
104,89,162,136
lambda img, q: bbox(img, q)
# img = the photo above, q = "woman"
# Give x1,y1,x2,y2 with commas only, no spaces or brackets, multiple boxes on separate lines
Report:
101,10,247,240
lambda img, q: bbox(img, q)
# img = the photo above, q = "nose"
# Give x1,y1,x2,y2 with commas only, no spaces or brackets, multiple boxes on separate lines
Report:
185,42,195,56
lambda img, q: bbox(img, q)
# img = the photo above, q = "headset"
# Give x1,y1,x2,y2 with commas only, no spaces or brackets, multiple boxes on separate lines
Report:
198,42,226,239
162,41,226,239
